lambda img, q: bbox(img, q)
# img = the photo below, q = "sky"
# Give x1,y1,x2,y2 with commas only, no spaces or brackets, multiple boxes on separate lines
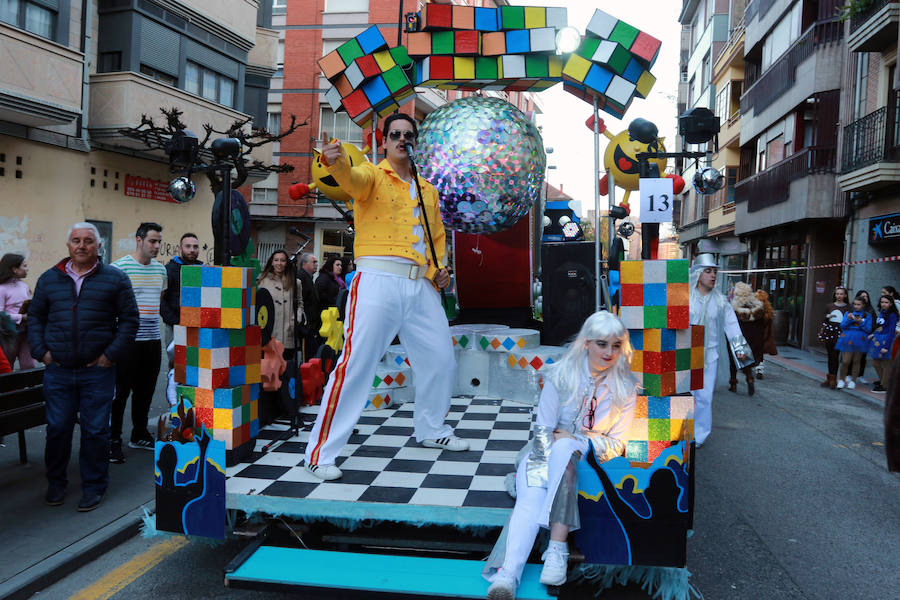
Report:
516,1,683,218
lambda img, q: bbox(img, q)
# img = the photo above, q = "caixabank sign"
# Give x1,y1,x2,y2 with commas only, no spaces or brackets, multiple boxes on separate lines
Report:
870,211,900,245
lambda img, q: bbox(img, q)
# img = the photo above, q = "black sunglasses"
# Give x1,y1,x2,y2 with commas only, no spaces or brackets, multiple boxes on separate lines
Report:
388,130,416,141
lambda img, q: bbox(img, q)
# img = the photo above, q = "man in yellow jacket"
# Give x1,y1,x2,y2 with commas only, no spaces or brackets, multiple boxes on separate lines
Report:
304,114,468,481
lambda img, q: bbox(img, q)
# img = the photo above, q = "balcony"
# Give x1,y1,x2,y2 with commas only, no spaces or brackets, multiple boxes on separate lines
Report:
88,71,272,173
179,0,260,49
838,106,900,191
735,146,836,212
848,0,899,52
707,202,736,236
0,22,83,126
248,26,279,73
739,20,843,142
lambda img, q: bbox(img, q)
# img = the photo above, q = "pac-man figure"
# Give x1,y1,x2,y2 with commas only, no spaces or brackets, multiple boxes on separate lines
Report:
598,117,667,212
318,307,343,352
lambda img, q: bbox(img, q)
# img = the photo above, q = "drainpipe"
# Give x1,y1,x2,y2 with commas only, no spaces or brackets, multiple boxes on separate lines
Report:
78,0,93,147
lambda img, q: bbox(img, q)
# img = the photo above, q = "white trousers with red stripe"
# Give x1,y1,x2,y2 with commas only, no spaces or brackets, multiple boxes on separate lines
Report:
304,270,456,467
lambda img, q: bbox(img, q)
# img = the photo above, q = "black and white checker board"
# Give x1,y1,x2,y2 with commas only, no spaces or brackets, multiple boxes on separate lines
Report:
226,397,532,511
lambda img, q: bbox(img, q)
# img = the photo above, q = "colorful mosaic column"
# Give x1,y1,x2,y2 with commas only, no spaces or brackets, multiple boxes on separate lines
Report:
174,265,260,466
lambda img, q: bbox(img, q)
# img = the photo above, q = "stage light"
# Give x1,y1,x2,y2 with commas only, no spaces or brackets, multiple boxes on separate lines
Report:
542,215,552,228
211,137,241,160
165,130,198,167
168,177,196,203
562,221,583,240
555,27,581,54
679,107,720,145
558,215,571,227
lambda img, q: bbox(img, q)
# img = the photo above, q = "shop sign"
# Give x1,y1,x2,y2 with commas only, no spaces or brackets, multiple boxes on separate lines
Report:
869,211,900,245
124,175,176,203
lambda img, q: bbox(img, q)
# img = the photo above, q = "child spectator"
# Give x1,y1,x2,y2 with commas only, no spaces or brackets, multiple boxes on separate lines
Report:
836,297,873,390
869,295,898,393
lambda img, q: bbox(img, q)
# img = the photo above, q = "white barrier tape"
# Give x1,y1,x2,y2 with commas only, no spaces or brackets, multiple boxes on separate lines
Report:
719,255,900,274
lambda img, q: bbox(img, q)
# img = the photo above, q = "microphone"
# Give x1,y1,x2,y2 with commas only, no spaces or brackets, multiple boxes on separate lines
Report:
404,142,416,160
288,226,310,241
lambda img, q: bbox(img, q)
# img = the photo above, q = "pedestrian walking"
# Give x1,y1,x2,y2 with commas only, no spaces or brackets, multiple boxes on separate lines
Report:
27,222,138,511
754,288,777,380
109,222,167,462
729,282,763,395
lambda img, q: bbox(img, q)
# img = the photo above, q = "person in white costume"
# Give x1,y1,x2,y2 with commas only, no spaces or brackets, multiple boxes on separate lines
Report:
689,253,749,446
482,311,638,600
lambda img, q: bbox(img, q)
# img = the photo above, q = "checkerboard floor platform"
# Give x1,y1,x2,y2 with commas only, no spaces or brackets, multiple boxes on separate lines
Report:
226,397,532,515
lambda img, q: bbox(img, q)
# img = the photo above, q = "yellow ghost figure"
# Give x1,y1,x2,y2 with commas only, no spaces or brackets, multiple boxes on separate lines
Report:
310,142,368,204
318,307,344,352
603,130,667,192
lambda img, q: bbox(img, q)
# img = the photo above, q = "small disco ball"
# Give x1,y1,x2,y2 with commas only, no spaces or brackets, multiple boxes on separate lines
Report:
416,96,546,234
692,167,724,195
168,177,196,203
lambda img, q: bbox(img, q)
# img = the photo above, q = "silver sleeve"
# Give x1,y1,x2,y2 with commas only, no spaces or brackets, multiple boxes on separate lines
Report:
525,424,554,487
729,334,750,357
584,431,625,463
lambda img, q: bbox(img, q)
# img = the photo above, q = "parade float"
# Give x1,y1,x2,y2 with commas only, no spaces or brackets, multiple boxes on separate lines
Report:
138,5,709,599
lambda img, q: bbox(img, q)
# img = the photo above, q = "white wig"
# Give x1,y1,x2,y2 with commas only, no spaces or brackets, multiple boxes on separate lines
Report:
545,310,638,409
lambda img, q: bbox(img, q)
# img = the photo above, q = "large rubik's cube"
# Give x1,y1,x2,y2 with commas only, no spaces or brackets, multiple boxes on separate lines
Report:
180,265,256,329
175,265,260,462
624,395,694,465
629,326,704,397
173,325,262,389
619,259,690,330
318,25,416,128
561,9,659,118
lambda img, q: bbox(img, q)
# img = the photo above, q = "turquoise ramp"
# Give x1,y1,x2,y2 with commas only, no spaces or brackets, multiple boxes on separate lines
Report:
226,546,554,599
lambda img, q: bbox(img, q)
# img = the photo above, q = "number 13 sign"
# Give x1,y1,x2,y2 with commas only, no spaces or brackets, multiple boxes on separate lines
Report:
639,177,674,224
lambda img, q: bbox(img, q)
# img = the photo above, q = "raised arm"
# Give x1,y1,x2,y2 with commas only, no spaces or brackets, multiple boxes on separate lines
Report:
322,140,376,205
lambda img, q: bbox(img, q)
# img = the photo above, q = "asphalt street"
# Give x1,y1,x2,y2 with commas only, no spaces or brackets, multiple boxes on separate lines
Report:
33,361,900,599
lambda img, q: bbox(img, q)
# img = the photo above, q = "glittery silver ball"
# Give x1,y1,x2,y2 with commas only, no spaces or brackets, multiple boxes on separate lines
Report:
168,177,196,203
417,96,546,234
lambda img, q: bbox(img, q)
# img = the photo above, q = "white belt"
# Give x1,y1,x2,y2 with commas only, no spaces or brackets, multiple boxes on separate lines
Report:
356,257,427,280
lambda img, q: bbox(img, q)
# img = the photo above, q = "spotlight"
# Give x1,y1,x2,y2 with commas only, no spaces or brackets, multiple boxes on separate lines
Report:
558,215,571,227
678,107,720,145
562,221,583,240
542,215,552,228
168,177,196,203
618,221,635,238
692,167,725,195
555,27,581,54
211,137,242,160
165,130,199,167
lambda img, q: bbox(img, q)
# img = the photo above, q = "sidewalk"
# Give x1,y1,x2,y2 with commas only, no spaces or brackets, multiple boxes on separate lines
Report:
0,368,172,600
766,345,884,406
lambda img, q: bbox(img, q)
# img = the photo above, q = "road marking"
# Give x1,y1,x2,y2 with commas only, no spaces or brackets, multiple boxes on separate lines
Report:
69,537,188,600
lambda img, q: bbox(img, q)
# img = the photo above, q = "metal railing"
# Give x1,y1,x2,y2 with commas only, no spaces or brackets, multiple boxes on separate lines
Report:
741,20,843,115
841,106,900,172
734,147,836,212
849,0,895,32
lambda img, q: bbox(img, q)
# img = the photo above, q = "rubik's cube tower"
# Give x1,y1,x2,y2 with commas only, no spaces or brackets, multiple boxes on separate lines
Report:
618,259,702,439
561,9,659,117
316,7,662,127
625,395,695,464
175,265,260,465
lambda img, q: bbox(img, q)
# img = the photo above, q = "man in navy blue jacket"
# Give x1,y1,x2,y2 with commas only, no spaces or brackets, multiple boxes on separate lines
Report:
28,222,139,512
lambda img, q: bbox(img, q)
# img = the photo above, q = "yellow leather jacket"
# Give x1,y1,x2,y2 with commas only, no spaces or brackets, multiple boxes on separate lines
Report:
326,150,446,281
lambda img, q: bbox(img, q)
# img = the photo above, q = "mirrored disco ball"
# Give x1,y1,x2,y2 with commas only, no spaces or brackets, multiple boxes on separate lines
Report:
416,96,546,234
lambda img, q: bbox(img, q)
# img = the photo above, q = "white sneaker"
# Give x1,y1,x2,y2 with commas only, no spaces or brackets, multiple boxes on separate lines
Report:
539,546,568,586
486,573,517,600
304,462,342,481
837,379,846,389
858,376,869,384
422,435,469,451
847,380,856,389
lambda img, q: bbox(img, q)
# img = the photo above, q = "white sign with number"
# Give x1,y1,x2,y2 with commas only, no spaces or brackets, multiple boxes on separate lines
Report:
639,177,674,223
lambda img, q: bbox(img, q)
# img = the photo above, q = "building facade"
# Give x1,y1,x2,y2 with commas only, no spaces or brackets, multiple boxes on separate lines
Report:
836,0,900,301
1,0,277,282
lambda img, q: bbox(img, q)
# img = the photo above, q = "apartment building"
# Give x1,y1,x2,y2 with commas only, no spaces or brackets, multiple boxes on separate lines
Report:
675,0,730,257
1,0,277,278
249,0,540,265
836,0,900,299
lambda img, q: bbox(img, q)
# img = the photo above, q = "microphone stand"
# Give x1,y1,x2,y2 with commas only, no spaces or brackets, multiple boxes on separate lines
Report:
262,237,312,452
406,146,448,310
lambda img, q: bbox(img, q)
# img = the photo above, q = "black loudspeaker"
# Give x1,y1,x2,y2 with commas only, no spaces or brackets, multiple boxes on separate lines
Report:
541,242,597,346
